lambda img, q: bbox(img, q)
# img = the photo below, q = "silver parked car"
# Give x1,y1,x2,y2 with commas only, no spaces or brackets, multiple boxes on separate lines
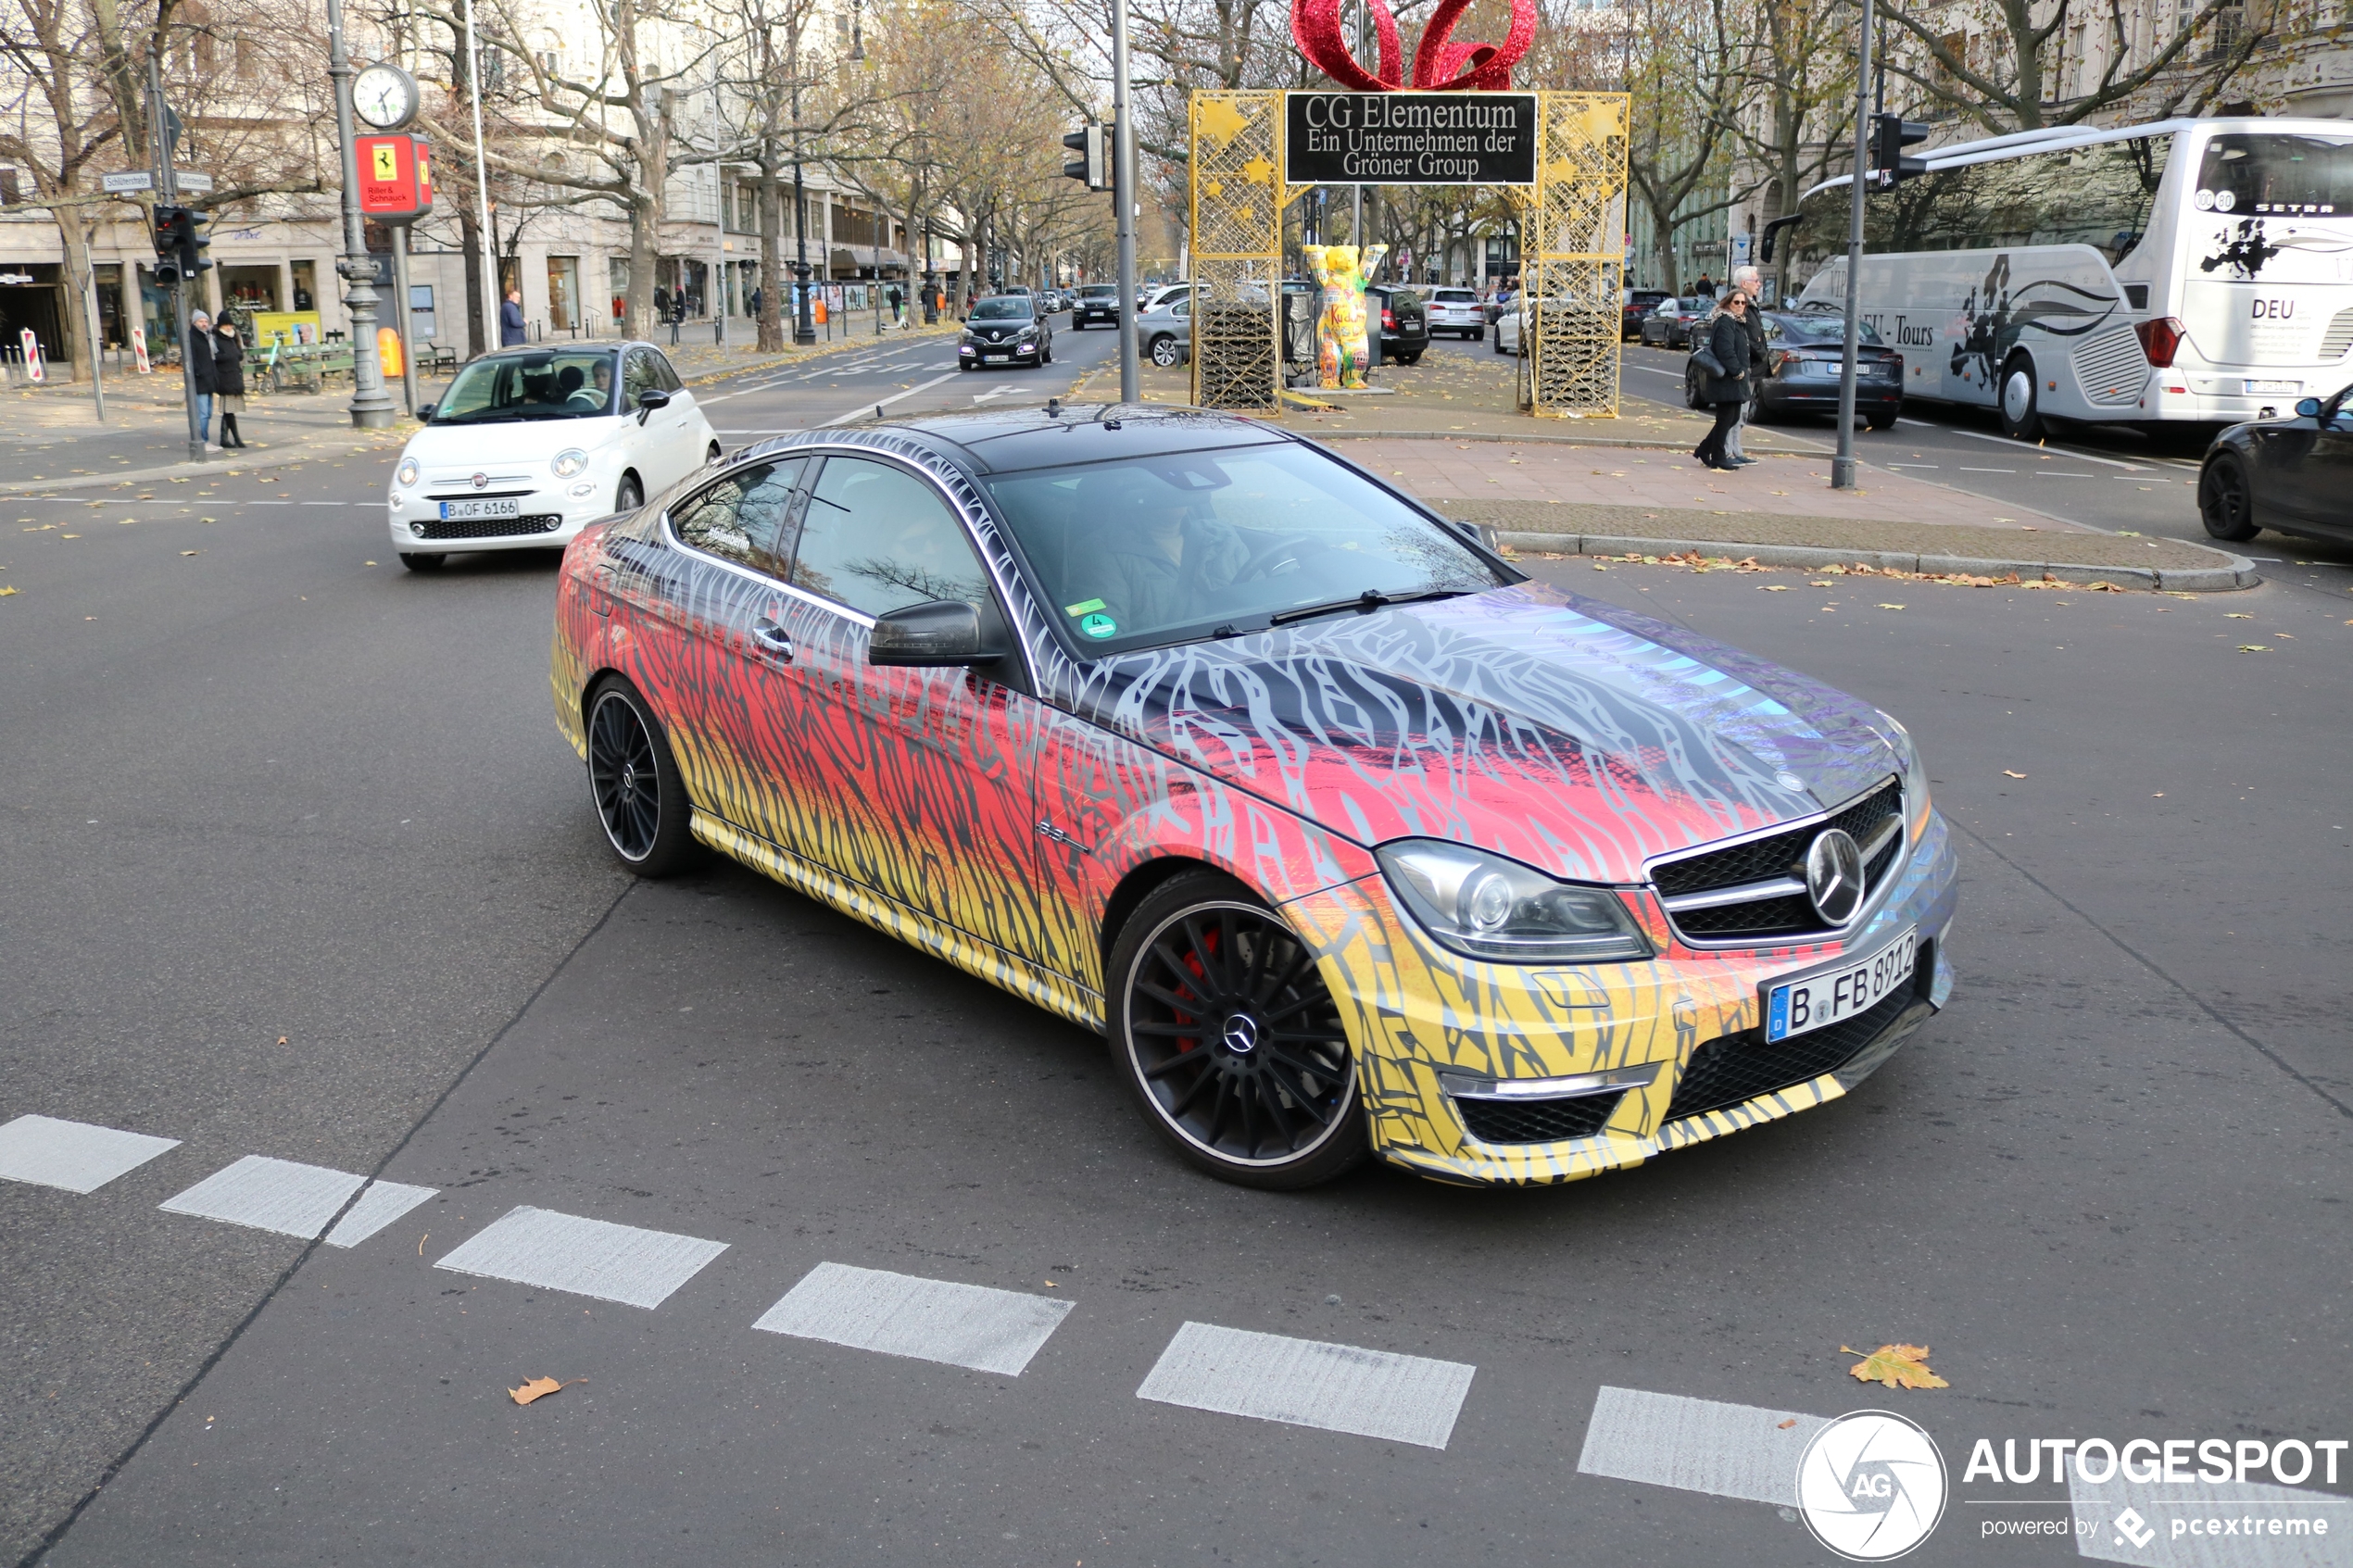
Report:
1137,295,1193,368
1424,287,1485,340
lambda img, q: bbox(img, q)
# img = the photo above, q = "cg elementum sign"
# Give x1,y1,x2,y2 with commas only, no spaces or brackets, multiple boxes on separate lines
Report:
1285,92,1538,186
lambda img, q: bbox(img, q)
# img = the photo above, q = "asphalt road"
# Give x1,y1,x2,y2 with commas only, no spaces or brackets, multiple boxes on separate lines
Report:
2,346,2348,1567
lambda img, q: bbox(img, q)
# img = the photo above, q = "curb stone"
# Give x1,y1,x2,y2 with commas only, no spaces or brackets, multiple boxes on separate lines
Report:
0,428,408,496
1484,529,2259,593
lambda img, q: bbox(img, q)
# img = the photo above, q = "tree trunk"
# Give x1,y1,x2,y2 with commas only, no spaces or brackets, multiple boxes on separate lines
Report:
56,213,95,381
757,158,784,352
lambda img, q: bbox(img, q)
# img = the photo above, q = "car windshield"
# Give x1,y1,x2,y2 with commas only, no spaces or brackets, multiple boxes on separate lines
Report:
1769,313,1887,345
969,297,1034,320
2197,132,2353,215
1079,286,1117,298
984,442,1507,655
431,350,620,422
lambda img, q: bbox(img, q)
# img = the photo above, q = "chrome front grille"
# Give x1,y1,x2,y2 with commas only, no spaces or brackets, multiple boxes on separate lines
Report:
1650,778,1906,946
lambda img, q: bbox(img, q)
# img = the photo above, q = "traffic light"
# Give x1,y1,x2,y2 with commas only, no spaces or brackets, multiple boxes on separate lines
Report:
151,205,214,280
175,205,212,277
151,204,184,285
1062,123,1110,191
1869,114,1930,189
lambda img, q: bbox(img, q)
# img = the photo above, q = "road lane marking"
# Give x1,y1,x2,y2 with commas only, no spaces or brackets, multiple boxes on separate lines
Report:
0,1113,180,1194
1135,1321,1475,1449
1950,427,2150,470
160,1156,359,1235
1575,1385,1828,1506
822,370,962,427
1888,462,1939,469
753,1261,1073,1375
1959,466,2017,473
434,1205,728,1309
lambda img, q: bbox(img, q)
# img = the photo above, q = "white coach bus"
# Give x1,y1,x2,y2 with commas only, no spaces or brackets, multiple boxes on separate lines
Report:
1783,118,2353,442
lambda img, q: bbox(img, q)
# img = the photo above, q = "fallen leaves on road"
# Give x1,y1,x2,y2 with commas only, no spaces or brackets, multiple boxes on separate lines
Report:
1779,1418,1799,1429
1760,584,1792,592
2002,770,2027,779
1878,603,1906,609
0,585,16,597
2225,613,2253,619
2238,645,2270,653
1843,1344,1949,1390
509,1376,578,1406
181,550,202,557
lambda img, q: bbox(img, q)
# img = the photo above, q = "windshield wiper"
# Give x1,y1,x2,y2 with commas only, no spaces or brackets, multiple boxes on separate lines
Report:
435,410,526,424
1267,587,1468,627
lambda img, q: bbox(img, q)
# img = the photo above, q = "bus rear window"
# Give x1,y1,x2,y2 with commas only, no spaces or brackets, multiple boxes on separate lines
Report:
2197,133,2353,216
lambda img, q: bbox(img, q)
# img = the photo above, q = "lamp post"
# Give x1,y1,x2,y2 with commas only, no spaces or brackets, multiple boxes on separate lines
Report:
1111,0,1139,402
790,32,816,345
325,0,395,427
1831,0,1873,489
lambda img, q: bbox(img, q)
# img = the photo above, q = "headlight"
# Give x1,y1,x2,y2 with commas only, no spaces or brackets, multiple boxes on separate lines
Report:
1377,840,1652,964
1878,709,1932,835
551,448,590,478
395,457,420,487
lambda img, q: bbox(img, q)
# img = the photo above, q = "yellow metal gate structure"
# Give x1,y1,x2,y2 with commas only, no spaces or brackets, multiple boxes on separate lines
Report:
1188,89,1629,418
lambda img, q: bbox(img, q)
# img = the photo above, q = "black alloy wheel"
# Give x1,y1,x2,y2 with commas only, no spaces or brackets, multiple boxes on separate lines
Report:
616,474,644,513
2198,453,2261,541
399,552,447,571
585,679,696,876
1109,872,1367,1188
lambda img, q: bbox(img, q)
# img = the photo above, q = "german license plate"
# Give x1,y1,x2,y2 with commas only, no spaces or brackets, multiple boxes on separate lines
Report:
985,354,1008,362
1764,926,1917,1043
2245,379,2297,395
438,497,521,521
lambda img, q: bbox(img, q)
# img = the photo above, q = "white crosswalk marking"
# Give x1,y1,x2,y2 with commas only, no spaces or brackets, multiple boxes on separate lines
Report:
0,1113,181,1194
158,1154,383,1240
1135,1322,1476,1449
434,1205,728,1309
753,1261,1073,1375
323,1177,437,1247
1575,1385,1828,1506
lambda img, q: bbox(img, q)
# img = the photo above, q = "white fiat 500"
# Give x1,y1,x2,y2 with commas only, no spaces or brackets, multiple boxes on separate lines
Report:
385,342,718,571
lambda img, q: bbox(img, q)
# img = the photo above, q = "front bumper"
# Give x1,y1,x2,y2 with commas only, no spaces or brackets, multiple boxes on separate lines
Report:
1281,807,1959,1186
386,487,605,552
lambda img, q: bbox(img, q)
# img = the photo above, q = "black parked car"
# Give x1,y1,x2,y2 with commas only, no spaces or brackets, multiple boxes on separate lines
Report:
1640,298,1711,349
1688,309,1902,430
1072,284,1122,329
1367,285,1428,366
1621,289,1670,340
2198,386,2353,544
958,295,1052,370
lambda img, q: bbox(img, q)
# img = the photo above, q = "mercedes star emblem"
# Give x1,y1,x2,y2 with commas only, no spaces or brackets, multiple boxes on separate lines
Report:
1221,1014,1260,1054
1805,828,1866,924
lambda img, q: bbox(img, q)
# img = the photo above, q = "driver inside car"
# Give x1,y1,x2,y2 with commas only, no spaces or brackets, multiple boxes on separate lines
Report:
1066,469,1250,633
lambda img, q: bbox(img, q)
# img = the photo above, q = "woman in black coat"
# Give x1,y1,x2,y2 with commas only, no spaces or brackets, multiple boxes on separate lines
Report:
1691,292,1752,471
211,320,249,448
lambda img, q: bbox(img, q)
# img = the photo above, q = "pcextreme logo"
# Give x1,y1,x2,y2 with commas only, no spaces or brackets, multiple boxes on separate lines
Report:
1796,1411,1949,1562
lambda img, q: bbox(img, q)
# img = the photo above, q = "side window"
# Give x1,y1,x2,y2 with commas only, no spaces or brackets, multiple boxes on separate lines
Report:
623,349,659,404
650,351,684,392
669,458,804,571
1175,298,1190,320
791,456,989,617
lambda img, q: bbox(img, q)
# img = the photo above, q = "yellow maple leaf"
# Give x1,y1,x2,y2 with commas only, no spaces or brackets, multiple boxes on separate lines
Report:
1843,1344,1948,1389
508,1375,570,1406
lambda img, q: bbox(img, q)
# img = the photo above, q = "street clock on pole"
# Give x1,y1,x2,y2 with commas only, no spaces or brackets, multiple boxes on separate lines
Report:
353,60,421,131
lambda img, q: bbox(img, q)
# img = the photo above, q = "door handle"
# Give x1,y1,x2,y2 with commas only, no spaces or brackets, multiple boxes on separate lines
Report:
751,618,794,659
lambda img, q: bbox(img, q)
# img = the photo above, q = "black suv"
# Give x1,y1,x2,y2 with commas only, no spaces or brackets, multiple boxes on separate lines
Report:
1368,285,1428,365
1072,284,1122,329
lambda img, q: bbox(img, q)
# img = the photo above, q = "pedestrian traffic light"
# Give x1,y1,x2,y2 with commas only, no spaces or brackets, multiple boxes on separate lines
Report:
1869,114,1930,188
1062,123,1110,191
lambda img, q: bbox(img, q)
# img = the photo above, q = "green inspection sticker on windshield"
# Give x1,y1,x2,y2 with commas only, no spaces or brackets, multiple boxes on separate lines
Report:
1063,597,1107,616
1078,611,1118,639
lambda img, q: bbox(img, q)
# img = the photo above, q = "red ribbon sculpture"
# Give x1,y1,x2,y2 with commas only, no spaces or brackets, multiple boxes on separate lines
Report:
1291,0,1535,91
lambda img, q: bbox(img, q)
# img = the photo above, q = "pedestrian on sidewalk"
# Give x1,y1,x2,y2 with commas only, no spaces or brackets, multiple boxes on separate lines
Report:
1691,291,1752,471
211,318,249,448
887,282,903,326
185,309,221,452
500,287,527,346
1720,266,1768,468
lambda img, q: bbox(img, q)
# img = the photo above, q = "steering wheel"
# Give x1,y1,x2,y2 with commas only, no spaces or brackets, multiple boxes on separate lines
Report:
1237,533,1319,582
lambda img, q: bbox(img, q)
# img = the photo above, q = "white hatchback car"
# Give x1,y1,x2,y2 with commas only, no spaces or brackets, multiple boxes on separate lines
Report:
385,342,718,571
1424,287,1485,339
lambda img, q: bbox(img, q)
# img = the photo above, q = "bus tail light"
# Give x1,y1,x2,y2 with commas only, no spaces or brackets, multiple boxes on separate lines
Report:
2135,317,2186,368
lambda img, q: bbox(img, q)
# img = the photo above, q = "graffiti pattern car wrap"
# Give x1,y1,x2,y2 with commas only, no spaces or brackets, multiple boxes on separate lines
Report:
550,409,1959,1186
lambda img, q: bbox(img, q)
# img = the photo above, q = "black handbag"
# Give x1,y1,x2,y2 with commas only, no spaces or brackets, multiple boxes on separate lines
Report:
1689,341,1725,378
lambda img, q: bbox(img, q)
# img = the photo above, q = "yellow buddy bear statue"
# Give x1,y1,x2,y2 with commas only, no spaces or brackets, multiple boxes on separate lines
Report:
1302,243,1387,390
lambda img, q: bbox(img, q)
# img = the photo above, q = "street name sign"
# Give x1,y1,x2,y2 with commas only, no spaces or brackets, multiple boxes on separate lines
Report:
174,170,215,194
1284,92,1538,186
103,171,155,193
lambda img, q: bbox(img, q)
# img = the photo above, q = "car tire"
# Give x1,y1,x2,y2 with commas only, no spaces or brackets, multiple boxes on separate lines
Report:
1997,355,2046,441
2197,453,2261,542
1400,351,1423,365
398,552,447,571
1492,332,1505,354
584,677,698,877
706,441,723,465
616,474,644,513
1107,870,1369,1190
1149,333,1182,369
1866,409,1899,432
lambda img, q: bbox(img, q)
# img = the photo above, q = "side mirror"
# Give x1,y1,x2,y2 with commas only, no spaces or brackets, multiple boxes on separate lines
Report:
2295,396,2322,418
635,387,671,424
417,403,435,421
868,599,1004,667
